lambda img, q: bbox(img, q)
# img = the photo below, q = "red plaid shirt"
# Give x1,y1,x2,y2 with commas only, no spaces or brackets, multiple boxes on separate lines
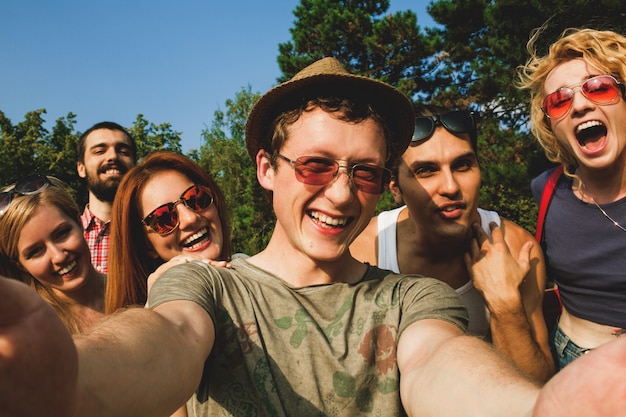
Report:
81,205,110,274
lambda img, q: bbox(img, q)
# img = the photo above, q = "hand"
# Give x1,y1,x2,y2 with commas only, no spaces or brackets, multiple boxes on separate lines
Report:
147,255,231,294
0,277,78,417
464,222,533,314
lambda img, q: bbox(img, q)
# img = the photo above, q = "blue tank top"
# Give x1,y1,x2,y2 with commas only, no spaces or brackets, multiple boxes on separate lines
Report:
531,168,626,328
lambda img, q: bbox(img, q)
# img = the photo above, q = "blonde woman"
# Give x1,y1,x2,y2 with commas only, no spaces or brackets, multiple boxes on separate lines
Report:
519,28,626,369
0,175,105,334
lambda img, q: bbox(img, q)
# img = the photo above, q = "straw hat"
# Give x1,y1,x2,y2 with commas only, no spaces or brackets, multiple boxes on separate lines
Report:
245,57,415,164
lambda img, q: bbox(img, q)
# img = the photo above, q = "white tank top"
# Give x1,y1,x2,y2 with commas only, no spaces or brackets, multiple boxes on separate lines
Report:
376,206,500,336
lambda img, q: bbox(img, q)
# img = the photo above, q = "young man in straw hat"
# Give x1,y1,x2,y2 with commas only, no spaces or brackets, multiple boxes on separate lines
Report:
11,57,624,417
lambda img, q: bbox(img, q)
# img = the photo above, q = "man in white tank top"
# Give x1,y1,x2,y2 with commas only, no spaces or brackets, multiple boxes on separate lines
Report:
351,106,554,383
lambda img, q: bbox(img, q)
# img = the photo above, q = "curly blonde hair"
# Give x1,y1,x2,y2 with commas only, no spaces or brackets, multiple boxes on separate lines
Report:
517,27,626,175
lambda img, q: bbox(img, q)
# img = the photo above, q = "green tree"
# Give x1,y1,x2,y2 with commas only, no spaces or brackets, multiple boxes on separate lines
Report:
278,0,430,98
0,109,51,185
0,110,184,206
277,0,626,232
128,114,183,158
425,0,626,230
196,86,275,256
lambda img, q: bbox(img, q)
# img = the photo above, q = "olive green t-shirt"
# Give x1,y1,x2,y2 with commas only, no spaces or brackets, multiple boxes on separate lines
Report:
149,258,468,417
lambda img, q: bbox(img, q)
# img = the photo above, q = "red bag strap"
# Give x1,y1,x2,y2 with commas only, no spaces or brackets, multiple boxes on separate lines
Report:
535,165,564,243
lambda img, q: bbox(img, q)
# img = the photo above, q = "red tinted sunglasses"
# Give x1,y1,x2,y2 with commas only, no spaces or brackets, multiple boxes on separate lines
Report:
542,75,624,119
141,184,214,235
277,154,391,194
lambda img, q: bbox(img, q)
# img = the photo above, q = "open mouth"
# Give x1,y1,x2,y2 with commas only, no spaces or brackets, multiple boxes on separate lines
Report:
308,210,350,229
57,260,78,276
575,120,607,149
440,204,464,213
181,228,210,249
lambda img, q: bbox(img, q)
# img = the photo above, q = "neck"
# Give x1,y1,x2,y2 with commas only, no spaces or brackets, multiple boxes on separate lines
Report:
396,207,473,288
54,271,105,310
87,194,113,222
576,163,626,204
249,237,367,287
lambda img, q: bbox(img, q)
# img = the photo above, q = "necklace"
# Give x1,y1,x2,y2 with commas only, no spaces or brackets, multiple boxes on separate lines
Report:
591,198,626,233
579,181,626,233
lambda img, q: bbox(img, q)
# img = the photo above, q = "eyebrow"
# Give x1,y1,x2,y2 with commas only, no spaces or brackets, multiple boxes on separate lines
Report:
89,142,132,150
408,151,477,166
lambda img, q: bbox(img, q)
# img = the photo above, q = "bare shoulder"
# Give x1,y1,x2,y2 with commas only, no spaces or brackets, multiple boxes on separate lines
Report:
350,215,378,265
500,218,535,251
500,218,547,294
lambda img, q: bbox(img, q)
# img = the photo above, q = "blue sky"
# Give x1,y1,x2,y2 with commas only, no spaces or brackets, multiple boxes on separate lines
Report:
1,0,436,152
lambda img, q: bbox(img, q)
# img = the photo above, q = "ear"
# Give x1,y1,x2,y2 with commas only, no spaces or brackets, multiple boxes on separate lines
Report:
77,162,87,179
256,150,275,192
389,178,404,205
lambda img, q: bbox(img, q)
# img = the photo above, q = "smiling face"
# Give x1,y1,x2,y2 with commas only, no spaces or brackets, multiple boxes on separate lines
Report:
258,107,387,264
544,59,626,172
139,170,224,261
77,128,136,203
17,203,94,292
392,127,481,241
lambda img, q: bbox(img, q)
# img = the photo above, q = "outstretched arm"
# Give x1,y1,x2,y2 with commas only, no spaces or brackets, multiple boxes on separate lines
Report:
532,335,626,416
467,221,555,383
399,318,626,417
75,300,214,417
0,277,78,417
399,319,539,417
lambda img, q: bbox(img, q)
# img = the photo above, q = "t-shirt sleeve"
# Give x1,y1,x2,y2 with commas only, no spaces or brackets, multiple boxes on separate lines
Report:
531,169,552,204
398,276,469,336
147,261,222,325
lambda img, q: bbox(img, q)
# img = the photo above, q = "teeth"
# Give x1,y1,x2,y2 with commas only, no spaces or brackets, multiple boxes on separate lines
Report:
105,169,120,174
57,260,77,276
309,211,347,226
576,120,603,133
182,228,208,246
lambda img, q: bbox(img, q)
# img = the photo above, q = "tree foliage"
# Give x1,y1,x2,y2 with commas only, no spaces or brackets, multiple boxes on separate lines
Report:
195,86,275,256
275,0,626,232
0,110,182,206
4,0,626,254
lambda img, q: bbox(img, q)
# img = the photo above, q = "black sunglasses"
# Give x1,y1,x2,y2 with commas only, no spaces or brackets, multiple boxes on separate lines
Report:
0,174,50,216
413,111,476,145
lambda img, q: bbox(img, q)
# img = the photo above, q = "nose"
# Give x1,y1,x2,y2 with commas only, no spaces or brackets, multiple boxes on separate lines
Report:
49,244,68,264
176,203,201,230
324,166,355,205
438,168,461,197
102,146,119,161
570,87,595,116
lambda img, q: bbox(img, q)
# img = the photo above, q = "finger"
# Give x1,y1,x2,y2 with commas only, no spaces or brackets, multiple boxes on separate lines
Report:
488,221,504,244
516,240,533,273
467,232,480,257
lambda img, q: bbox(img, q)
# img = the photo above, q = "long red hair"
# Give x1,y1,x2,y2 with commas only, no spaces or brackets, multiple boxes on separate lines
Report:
105,151,231,314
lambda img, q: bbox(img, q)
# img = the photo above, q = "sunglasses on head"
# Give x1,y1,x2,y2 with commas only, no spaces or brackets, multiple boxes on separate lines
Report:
277,154,391,195
413,110,476,143
141,184,214,236
0,174,50,216
542,75,624,119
